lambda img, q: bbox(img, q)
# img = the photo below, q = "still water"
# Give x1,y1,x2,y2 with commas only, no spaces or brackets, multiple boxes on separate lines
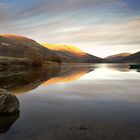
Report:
0,64,140,140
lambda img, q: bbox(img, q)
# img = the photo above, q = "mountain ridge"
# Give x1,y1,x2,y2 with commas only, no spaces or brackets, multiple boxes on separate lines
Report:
118,51,140,63
42,43,103,63
0,34,103,66
105,52,140,63
105,53,132,62
0,34,139,65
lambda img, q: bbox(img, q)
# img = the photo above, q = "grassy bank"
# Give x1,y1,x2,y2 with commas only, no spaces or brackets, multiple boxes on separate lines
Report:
0,56,40,68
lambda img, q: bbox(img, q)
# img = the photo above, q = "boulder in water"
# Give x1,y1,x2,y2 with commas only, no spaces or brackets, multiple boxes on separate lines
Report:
0,89,19,114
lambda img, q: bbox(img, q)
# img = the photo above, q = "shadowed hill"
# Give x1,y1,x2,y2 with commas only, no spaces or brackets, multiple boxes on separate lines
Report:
105,52,140,63
119,51,140,63
0,34,61,66
0,34,40,46
105,53,132,62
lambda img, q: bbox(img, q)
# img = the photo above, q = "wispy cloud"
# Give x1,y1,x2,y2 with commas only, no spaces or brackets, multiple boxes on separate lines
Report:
0,0,139,57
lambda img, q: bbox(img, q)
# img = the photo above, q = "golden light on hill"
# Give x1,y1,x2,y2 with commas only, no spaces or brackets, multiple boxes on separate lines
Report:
42,43,86,56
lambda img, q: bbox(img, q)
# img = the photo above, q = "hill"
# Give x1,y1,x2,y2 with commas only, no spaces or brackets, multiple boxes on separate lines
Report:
0,34,103,66
42,43,103,63
0,34,60,66
105,53,131,62
118,51,140,63
105,52,140,63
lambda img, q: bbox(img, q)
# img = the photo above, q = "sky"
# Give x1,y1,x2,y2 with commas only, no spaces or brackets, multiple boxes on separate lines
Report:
0,0,140,58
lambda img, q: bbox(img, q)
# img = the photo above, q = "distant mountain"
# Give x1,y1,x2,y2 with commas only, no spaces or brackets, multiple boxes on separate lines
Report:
105,52,140,63
42,43,103,63
105,53,131,62
118,51,140,63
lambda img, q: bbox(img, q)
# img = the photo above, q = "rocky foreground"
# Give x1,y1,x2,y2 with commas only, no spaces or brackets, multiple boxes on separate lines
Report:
0,89,19,114
0,89,20,133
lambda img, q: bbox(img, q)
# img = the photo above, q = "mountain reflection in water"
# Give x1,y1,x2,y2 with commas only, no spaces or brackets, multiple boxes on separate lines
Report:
0,65,93,94
0,64,140,140
0,64,139,95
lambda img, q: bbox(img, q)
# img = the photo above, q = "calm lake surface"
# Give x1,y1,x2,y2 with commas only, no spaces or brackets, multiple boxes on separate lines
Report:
0,64,140,140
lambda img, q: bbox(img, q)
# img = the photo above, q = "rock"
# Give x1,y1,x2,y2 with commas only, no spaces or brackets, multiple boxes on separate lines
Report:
0,89,19,114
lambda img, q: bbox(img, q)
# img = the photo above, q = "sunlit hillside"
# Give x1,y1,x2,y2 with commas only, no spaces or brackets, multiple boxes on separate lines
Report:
42,43,86,56
42,43,103,63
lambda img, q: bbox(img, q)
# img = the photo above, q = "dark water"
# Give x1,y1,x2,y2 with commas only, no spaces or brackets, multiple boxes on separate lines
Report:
0,64,140,140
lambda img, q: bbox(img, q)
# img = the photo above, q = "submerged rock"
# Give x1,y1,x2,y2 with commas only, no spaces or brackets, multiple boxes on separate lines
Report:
0,89,19,114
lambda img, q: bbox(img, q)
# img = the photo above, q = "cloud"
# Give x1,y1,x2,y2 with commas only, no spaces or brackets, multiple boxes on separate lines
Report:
0,0,128,22
0,2,10,21
34,17,140,46
0,0,139,57
14,0,122,17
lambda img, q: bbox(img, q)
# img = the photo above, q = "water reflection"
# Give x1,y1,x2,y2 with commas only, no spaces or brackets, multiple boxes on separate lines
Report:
0,66,93,94
0,64,139,95
101,63,130,72
0,64,140,139
0,112,20,133
0,65,93,134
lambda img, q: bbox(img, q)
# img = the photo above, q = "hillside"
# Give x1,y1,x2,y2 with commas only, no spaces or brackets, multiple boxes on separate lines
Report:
0,34,60,66
105,53,132,62
0,34,103,66
118,51,140,63
42,43,103,63
104,52,140,63
0,34,40,46
1,34,139,64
